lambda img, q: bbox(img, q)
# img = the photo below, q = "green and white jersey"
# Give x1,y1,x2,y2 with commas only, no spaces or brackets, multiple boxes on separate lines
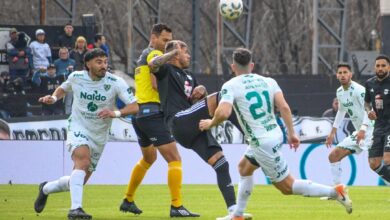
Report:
336,81,373,130
61,70,136,143
220,73,282,147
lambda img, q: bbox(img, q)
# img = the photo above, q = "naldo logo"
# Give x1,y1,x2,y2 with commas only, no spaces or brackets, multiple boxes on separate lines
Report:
80,90,107,101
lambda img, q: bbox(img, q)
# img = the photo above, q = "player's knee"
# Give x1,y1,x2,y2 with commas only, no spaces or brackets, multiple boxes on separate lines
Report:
328,150,339,163
280,187,293,195
369,159,381,171
143,153,157,164
73,156,91,171
275,182,293,195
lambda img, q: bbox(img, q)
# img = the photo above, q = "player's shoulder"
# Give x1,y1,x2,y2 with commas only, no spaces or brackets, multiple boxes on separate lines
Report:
68,70,87,80
351,81,365,91
140,47,161,58
365,76,377,85
105,72,121,82
336,86,343,94
259,74,277,83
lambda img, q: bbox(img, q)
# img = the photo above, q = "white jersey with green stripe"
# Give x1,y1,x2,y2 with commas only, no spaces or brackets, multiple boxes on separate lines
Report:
60,70,136,143
336,81,374,130
219,73,282,147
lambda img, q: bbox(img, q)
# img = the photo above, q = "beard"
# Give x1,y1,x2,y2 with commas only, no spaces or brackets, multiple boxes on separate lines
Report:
376,71,389,80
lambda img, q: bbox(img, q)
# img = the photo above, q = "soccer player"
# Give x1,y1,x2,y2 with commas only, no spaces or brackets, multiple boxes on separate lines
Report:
149,40,251,220
34,48,139,220
199,48,353,220
364,54,390,182
325,63,373,185
120,24,199,217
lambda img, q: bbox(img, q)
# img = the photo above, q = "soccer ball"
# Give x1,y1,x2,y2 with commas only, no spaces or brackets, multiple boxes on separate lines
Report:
219,0,243,20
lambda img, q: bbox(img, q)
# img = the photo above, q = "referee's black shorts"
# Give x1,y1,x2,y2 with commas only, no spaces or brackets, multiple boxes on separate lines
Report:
133,112,175,147
172,99,222,162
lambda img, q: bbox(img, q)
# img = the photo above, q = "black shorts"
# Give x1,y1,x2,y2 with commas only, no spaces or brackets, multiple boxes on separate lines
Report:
369,126,390,158
172,99,222,162
133,113,174,147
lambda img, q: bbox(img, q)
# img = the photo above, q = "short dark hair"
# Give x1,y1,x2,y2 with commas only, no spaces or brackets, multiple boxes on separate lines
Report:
233,48,252,66
165,40,187,53
0,119,10,139
376,54,390,64
84,48,107,70
337,62,351,71
151,23,172,36
94,33,104,43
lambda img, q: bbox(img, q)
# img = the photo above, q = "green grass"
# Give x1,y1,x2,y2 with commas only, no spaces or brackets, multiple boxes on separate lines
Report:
1,184,389,220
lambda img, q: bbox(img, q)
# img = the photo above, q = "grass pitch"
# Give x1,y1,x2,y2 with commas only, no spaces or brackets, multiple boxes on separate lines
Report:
0,184,389,220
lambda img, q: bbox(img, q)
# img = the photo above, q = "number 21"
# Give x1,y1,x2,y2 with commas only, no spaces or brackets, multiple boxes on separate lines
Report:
245,91,271,119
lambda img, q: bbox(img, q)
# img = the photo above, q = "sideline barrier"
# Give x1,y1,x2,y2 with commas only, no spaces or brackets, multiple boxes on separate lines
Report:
0,141,381,185
8,116,353,145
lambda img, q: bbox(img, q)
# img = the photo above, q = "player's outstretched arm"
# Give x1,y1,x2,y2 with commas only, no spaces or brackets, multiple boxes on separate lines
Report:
274,91,300,151
38,87,66,105
98,102,139,119
148,46,179,73
365,101,377,120
325,127,337,148
199,102,232,131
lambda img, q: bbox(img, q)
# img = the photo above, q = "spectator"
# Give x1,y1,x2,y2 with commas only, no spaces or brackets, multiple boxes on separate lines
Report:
69,36,87,71
32,64,65,115
322,97,338,117
0,72,11,119
5,28,18,52
56,23,76,50
88,34,110,58
0,119,10,140
3,77,27,117
54,47,76,78
7,33,33,83
0,71,11,93
54,47,75,115
30,29,52,71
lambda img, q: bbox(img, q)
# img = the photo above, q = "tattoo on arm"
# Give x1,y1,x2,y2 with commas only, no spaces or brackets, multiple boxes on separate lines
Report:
149,49,178,71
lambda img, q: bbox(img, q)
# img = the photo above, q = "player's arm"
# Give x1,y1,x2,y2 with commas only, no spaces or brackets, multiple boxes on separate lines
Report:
355,90,370,144
274,91,300,151
199,102,232,131
148,48,179,73
98,102,138,119
38,87,66,105
98,78,139,119
326,109,346,148
364,82,377,120
146,50,163,90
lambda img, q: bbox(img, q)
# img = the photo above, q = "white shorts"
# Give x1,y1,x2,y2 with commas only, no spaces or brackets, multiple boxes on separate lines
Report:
67,128,107,172
337,127,373,154
245,130,289,183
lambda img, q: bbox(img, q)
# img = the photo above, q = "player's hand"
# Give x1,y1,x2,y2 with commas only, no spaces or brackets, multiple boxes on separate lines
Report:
288,134,300,151
325,134,335,148
38,95,56,104
191,86,207,103
368,110,377,120
98,109,115,119
356,130,365,145
199,119,212,131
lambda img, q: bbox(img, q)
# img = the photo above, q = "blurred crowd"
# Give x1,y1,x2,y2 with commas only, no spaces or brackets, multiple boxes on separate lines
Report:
0,24,110,118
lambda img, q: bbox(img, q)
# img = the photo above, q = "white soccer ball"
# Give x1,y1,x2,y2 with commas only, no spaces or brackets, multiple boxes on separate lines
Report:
219,0,243,20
